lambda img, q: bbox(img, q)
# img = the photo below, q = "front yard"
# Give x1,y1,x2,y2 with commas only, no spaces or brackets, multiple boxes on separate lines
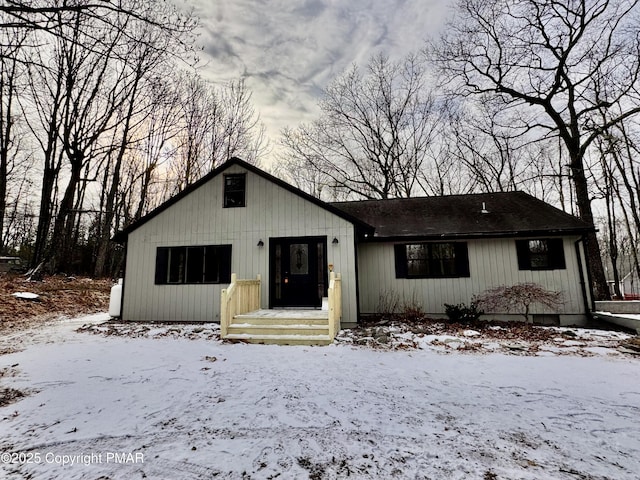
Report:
0,313,639,479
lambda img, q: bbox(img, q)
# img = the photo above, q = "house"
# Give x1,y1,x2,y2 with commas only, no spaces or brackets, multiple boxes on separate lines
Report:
114,157,594,342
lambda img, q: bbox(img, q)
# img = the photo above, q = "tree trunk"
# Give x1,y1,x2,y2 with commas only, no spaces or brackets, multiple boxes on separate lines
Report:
94,154,123,277
605,193,623,299
570,152,610,301
31,164,58,268
0,54,16,254
0,158,6,254
0,139,7,254
49,158,82,272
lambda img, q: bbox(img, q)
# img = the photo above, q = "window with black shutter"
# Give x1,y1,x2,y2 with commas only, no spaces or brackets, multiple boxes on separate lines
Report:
155,245,232,284
394,242,470,278
515,238,565,270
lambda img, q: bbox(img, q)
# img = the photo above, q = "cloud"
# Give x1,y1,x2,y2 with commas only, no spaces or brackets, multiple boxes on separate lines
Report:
187,0,451,162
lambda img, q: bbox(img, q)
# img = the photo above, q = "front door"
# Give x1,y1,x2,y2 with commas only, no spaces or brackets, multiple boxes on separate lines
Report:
270,236,327,308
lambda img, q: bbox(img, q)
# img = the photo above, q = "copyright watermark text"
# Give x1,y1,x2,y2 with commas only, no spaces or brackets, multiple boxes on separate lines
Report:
1,451,144,466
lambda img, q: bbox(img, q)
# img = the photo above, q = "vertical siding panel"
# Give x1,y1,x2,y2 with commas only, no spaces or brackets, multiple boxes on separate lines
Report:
468,241,480,298
141,241,152,320
282,187,290,234
487,239,501,287
563,239,575,310
503,239,515,287
192,286,201,323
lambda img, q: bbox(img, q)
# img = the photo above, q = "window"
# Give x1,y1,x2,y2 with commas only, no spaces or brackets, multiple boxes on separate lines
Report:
155,245,232,284
516,238,565,270
224,174,246,208
394,242,470,278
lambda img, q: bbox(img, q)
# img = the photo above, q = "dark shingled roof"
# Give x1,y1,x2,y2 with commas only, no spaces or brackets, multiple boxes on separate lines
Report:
331,191,593,240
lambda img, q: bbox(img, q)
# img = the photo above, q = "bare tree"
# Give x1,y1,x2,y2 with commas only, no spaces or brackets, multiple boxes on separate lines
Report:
411,98,477,196
519,140,574,208
211,79,266,166
592,116,640,296
1,0,150,27
443,96,527,193
172,72,211,190
0,0,197,55
127,77,182,222
13,0,196,273
33,6,158,272
593,147,623,298
281,53,438,200
273,153,351,201
416,137,477,197
439,99,576,204
170,73,267,193
92,16,189,277
21,35,66,269
0,27,29,253
431,0,640,300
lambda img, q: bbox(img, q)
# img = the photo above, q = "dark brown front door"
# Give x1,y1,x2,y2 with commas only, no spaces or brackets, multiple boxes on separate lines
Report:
270,236,327,308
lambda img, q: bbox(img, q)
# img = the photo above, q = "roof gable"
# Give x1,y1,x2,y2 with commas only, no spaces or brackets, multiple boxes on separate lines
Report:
331,192,593,240
114,157,374,241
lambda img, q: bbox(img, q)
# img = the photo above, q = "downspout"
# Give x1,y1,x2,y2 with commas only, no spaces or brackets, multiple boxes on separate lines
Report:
575,236,594,318
353,228,362,325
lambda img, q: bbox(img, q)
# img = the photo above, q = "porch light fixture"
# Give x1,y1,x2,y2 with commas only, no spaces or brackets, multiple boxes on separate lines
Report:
332,237,339,245
257,239,264,247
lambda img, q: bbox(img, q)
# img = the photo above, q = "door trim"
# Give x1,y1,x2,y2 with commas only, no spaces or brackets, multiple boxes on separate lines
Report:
269,236,327,308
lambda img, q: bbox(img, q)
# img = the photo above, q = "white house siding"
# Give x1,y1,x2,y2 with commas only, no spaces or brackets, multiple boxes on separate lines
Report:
357,236,588,324
123,165,358,324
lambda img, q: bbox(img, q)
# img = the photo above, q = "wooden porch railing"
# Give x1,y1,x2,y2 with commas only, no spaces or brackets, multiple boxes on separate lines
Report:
328,272,342,340
220,273,261,337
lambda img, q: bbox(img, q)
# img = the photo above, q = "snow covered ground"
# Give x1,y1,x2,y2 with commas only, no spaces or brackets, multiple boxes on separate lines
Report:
1,314,639,479
594,311,640,334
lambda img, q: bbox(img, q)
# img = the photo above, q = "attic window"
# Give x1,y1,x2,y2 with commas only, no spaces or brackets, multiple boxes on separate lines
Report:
394,242,470,278
516,239,566,270
224,174,246,208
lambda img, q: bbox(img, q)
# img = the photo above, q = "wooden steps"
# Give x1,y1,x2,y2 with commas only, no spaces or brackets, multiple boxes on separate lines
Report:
224,309,332,345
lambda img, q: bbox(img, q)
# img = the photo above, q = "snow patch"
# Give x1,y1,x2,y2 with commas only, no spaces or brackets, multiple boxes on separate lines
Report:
11,292,39,300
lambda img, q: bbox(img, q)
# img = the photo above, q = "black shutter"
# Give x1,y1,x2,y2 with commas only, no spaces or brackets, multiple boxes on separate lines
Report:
394,244,408,278
515,240,531,270
548,238,566,269
155,247,169,284
455,243,470,277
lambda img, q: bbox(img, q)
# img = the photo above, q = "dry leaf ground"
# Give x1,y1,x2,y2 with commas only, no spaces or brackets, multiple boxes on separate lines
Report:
0,274,111,334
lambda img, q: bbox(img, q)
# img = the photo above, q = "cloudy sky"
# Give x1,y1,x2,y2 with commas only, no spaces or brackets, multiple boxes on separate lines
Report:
186,0,451,159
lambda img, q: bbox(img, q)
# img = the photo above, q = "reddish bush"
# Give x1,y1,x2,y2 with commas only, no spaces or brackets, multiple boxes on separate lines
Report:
473,283,563,322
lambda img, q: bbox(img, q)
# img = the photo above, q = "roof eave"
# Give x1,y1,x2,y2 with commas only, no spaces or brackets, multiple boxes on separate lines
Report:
362,227,595,243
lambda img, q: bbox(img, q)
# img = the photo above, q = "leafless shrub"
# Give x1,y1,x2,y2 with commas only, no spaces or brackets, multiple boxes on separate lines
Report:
376,290,400,319
473,283,564,323
401,291,425,322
